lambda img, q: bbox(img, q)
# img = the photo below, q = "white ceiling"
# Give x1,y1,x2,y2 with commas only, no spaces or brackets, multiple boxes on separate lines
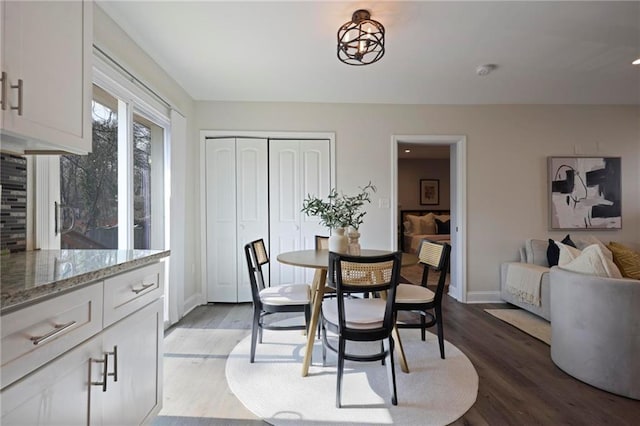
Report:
97,1,640,105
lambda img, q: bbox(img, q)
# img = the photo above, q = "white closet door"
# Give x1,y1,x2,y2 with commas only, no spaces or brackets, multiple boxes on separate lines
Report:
299,140,331,283
206,138,237,302
269,140,330,286
235,138,268,302
269,140,302,286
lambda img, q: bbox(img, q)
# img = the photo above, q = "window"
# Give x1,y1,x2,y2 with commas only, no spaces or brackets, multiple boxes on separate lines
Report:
59,81,167,250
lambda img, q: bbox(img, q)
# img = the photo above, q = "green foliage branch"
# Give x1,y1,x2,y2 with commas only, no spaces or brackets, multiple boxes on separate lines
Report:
301,182,376,230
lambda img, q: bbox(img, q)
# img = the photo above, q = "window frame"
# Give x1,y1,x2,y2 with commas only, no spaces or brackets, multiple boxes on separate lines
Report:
36,52,171,251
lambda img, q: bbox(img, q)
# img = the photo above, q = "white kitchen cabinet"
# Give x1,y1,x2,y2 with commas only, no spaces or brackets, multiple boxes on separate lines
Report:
1,260,165,425
205,137,269,303
269,139,330,286
100,298,163,426
0,0,92,154
0,333,103,426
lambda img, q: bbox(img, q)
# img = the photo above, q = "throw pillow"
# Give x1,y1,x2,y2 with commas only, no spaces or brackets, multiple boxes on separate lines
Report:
406,215,423,236
556,241,582,266
547,239,560,267
575,235,613,260
419,213,437,234
607,242,640,279
561,234,577,248
560,244,623,278
435,218,450,234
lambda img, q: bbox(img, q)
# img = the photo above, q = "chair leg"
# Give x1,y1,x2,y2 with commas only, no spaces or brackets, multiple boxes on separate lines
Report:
384,337,398,406
250,308,261,363
336,337,346,408
436,306,445,359
420,313,426,341
321,319,327,367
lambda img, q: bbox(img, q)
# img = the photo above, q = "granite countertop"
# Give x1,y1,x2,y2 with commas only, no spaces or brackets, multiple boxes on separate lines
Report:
0,249,170,315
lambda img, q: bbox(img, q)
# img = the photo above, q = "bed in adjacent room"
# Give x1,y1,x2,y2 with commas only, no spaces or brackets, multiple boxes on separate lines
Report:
400,209,451,254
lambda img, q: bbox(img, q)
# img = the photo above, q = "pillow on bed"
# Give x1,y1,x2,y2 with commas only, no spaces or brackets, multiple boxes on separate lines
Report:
419,213,437,234
435,218,450,234
406,215,423,235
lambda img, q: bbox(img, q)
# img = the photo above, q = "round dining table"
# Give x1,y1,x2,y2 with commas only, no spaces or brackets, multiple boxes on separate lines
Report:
277,249,418,377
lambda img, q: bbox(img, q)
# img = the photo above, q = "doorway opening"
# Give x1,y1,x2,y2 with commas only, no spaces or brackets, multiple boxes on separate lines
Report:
391,135,467,302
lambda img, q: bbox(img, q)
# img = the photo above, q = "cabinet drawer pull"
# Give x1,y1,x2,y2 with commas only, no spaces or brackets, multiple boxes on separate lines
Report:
10,79,23,116
91,353,109,392
108,345,118,382
131,282,155,294
1,71,6,111
29,320,77,345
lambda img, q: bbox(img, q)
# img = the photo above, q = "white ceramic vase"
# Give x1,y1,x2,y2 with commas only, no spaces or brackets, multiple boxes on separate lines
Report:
329,227,348,253
347,228,361,256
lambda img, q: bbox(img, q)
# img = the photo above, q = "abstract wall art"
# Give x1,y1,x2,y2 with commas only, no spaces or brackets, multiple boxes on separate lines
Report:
548,156,621,230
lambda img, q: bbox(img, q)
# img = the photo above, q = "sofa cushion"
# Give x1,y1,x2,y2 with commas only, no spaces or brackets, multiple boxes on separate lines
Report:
525,239,550,267
560,244,623,278
607,242,640,279
574,235,613,260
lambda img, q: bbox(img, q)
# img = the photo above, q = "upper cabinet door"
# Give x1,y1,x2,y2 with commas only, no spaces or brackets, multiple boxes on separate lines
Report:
1,0,92,154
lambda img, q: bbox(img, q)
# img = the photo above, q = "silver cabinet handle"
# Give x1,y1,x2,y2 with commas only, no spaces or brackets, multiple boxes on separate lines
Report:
91,353,109,392
29,320,77,345
107,345,118,382
131,282,155,294
10,78,22,116
0,71,6,111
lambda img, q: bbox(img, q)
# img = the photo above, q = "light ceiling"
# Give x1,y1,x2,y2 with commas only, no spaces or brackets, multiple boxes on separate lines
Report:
97,1,640,105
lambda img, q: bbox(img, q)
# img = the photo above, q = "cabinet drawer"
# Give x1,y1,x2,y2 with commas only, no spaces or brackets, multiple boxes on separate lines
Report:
0,282,103,390
103,262,164,327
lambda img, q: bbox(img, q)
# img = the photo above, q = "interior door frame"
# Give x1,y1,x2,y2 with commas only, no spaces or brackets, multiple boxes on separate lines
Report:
199,130,336,305
390,134,467,303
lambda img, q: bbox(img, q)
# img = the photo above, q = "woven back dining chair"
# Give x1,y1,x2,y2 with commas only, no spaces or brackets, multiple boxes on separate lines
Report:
321,251,402,407
244,238,311,363
315,235,330,250
395,239,451,359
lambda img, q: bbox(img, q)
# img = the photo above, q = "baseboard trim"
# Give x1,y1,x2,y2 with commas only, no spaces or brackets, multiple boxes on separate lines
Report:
465,290,503,304
182,293,204,318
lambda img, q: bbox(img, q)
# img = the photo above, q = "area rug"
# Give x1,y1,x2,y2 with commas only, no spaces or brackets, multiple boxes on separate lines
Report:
226,326,478,425
485,308,551,345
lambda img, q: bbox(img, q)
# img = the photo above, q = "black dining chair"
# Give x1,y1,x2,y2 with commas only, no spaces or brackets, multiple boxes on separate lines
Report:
395,239,451,359
321,251,402,407
244,238,311,363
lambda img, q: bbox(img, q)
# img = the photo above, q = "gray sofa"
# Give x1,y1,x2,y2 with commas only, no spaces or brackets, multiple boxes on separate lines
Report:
500,239,551,321
550,267,640,400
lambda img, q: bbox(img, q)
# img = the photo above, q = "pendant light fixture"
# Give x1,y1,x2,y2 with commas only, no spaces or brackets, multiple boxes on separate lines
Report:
337,9,385,66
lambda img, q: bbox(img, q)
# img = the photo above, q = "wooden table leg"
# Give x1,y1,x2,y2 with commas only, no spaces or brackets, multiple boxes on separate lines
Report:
393,325,410,373
301,269,326,377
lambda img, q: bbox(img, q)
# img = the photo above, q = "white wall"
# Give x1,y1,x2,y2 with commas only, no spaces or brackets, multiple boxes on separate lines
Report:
92,6,640,303
196,102,640,300
398,158,450,211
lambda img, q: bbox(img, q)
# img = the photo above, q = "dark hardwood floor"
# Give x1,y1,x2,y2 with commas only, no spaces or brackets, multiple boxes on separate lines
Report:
159,294,639,425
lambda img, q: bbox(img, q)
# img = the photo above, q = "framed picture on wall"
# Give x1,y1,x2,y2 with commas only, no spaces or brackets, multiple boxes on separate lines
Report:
420,179,439,205
548,156,621,230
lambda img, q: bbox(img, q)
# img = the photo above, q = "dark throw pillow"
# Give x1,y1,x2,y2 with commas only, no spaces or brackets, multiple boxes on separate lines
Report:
547,239,560,267
435,218,450,234
562,234,577,248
